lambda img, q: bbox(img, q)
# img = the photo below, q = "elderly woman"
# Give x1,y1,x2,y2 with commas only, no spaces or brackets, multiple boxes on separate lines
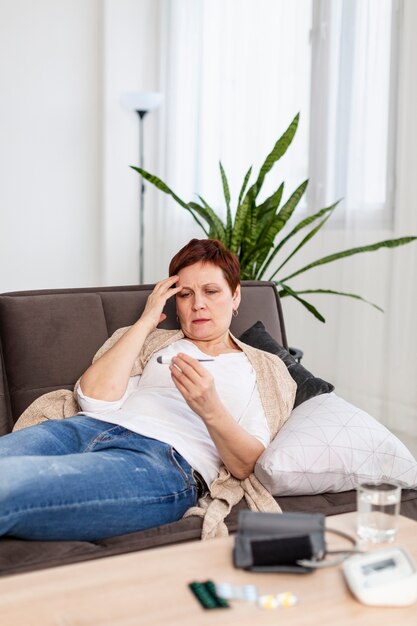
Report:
0,239,296,541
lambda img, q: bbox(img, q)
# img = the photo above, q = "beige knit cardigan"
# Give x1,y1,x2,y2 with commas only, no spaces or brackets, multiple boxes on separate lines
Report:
14,327,296,539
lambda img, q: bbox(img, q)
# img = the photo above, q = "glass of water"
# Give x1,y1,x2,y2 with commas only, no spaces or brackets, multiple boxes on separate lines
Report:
357,482,401,543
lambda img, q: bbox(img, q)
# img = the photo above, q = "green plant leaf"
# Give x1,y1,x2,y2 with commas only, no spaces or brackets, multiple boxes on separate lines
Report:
231,189,253,254
197,195,226,240
240,181,300,274
219,162,232,247
237,166,253,210
239,185,286,274
271,201,340,254
255,183,285,236
280,236,417,283
277,282,326,322
248,192,258,249
130,166,208,235
295,288,384,311
268,212,333,279
254,180,308,277
238,114,299,215
189,199,226,241
253,113,299,196
261,202,340,281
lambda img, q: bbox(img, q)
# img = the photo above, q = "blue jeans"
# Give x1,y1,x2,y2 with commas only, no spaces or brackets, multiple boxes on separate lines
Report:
0,416,197,541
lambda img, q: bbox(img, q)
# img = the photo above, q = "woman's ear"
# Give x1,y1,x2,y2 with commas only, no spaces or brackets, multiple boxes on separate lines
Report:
232,285,241,308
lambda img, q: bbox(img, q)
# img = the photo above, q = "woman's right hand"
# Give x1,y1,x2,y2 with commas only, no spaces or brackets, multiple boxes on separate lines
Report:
80,275,182,401
139,275,182,331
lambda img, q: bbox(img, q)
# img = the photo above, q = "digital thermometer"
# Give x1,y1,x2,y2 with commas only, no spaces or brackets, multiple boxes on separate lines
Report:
342,546,417,606
157,355,214,364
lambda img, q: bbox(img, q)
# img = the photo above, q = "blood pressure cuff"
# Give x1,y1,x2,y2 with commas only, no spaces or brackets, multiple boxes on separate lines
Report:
233,511,326,574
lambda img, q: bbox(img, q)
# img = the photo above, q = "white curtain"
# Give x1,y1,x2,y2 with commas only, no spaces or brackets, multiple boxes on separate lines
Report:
282,0,417,441
383,0,417,438
309,0,396,219
154,0,312,279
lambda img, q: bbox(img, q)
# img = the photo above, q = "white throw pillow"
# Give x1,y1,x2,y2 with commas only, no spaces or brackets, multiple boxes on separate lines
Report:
255,392,417,496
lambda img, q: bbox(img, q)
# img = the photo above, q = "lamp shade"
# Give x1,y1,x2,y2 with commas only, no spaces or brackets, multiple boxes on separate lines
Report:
121,91,163,114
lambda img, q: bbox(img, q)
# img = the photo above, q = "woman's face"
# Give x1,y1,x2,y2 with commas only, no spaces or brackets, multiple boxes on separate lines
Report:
175,261,240,342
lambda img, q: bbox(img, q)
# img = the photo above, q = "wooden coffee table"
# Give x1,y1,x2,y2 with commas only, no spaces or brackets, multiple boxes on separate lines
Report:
0,512,416,625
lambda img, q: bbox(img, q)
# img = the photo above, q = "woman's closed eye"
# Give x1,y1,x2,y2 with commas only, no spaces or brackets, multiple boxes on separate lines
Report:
177,289,220,298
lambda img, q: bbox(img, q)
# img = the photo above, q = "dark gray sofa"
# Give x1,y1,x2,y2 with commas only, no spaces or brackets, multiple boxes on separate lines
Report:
1,281,416,577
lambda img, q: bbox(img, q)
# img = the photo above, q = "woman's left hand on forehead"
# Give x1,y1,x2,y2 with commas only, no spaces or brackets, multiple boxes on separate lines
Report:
139,276,181,330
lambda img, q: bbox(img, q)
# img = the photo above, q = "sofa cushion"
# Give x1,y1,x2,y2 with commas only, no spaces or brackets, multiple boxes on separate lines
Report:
0,293,109,421
255,392,417,496
239,320,334,407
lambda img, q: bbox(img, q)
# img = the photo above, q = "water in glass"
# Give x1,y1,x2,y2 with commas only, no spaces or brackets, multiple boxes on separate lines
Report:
357,482,401,543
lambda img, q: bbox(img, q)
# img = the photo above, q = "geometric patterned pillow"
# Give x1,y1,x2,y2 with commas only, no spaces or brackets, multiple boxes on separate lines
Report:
255,392,417,496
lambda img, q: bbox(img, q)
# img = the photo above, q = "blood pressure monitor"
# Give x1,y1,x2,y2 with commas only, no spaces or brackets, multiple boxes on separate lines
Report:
342,547,417,606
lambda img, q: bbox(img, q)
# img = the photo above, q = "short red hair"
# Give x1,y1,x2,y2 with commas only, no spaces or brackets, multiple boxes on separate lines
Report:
169,239,241,292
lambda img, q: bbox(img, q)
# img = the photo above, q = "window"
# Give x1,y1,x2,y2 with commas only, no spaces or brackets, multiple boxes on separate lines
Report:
160,0,399,232
308,0,400,221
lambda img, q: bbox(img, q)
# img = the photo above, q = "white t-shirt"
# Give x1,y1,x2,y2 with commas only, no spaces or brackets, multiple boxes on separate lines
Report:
77,339,270,486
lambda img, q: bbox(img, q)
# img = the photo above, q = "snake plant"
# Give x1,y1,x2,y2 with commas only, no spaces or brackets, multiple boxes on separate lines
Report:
131,114,416,322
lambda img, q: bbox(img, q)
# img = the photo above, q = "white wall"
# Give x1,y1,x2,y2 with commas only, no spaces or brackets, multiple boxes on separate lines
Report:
101,0,162,286
0,0,102,291
0,0,162,292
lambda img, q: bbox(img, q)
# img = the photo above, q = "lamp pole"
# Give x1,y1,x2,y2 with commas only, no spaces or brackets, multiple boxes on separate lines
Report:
121,91,163,284
137,110,147,284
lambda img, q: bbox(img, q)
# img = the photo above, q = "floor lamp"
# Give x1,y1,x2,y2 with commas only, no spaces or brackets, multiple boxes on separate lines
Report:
122,91,163,283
